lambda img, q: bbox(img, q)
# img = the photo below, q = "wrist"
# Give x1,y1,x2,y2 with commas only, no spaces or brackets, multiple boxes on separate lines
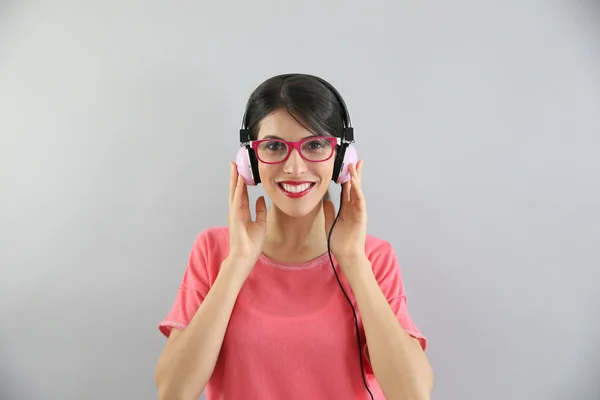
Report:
336,254,373,281
220,256,254,286
336,252,369,267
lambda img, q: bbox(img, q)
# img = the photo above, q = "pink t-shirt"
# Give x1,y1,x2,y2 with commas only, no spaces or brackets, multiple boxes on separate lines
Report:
158,226,427,400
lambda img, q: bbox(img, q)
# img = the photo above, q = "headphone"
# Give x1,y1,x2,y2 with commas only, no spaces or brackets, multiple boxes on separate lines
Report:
235,73,358,186
234,74,374,400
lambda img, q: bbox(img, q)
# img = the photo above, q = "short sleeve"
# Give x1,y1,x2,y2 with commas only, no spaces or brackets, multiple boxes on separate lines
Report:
158,231,212,338
361,239,428,370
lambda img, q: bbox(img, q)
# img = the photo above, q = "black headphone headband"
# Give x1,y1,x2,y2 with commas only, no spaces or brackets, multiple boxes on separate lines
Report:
240,73,353,143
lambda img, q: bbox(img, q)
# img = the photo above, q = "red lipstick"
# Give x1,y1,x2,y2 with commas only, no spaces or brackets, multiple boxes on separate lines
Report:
277,181,315,198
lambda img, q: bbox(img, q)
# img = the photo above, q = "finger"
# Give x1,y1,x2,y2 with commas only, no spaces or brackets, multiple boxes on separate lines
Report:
350,166,362,192
351,162,363,190
357,160,363,184
351,175,366,206
232,171,245,211
347,163,355,181
229,162,237,207
239,175,250,211
341,180,352,208
350,162,360,184
255,196,267,225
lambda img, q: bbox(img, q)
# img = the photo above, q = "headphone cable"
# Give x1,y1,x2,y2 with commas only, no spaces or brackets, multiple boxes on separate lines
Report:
326,186,375,400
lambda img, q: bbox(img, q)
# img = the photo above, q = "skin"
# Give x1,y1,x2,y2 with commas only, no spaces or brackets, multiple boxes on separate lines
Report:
256,108,338,264
257,109,434,400
154,108,434,400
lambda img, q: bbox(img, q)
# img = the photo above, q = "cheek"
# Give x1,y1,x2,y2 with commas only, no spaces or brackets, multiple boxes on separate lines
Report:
258,164,278,183
315,160,335,179
256,160,335,183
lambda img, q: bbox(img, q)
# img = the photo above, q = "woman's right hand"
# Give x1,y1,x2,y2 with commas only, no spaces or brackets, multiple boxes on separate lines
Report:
226,162,267,274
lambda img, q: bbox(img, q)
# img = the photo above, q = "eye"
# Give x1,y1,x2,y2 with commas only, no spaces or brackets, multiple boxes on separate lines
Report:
265,141,286,151
303,138,331,151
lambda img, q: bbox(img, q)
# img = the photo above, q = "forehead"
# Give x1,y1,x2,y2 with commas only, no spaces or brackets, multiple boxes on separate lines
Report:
256,109,317,141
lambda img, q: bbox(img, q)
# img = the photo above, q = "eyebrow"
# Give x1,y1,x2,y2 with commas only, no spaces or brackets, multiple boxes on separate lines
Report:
261,134,318,140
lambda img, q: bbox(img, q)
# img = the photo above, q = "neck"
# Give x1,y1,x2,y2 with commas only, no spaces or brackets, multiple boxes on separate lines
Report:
263,202,328,262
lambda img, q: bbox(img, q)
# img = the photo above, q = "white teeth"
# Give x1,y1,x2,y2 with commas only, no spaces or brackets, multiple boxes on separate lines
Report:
280,183,312,193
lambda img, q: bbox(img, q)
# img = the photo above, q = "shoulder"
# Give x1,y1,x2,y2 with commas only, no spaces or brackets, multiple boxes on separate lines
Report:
193,226,230,250
364,234,397,264
364,234,405,290
184,226,230,285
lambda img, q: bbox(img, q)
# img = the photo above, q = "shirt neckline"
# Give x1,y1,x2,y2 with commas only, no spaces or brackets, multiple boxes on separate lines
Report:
258,251,334,270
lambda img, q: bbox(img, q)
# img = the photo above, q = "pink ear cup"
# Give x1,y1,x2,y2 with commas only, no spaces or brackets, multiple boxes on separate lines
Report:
235,147,255,186
336,144,358,184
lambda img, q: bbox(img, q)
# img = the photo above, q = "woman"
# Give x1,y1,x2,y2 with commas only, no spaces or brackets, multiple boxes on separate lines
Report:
155,73,434,400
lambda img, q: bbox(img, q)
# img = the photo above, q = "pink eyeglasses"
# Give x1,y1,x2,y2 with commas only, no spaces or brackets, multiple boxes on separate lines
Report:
251,136,338,164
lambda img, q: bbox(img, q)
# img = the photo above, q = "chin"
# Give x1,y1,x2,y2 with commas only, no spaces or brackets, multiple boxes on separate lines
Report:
276,202,320,218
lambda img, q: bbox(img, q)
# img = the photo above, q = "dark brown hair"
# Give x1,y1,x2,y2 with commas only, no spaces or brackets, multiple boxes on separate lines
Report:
242,73,347,201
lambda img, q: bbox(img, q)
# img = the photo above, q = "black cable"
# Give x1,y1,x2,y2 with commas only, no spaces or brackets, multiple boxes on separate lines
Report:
326,186,375,400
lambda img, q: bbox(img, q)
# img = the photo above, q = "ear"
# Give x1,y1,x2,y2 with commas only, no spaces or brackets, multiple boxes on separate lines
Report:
334,144,357,184
237,128,260,186
236,146,260,185
247,146,261,185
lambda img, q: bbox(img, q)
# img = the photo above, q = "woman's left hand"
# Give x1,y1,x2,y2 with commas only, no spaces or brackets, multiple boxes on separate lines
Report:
324,160,368,267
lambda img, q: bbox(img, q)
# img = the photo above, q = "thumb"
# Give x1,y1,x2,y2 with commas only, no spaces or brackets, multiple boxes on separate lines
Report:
255,196,267,225
323,199,335,232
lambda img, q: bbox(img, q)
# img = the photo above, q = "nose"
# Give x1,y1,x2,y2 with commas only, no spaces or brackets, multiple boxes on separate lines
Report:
282,148,308,177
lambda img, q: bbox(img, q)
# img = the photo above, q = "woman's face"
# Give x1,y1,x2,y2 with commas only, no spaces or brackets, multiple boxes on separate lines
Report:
255,109,336,218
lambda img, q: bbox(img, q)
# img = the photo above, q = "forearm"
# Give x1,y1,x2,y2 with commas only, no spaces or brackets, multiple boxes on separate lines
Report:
340,257,434,400
155,257,248,400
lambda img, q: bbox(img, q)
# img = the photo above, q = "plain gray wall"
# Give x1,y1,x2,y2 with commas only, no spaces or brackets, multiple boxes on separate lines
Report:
1,1,599,399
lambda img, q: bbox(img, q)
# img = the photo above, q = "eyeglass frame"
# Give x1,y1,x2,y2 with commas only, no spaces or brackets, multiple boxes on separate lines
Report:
248,136,340,164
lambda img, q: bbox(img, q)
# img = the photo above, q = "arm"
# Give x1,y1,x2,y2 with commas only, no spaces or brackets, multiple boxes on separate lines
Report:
154,257,248,400
339,255,434,400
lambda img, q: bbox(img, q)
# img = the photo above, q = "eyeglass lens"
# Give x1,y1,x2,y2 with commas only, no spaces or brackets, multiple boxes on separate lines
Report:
257,138,333,162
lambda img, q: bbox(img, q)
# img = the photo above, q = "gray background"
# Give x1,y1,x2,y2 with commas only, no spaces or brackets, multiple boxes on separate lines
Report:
1,1,599,399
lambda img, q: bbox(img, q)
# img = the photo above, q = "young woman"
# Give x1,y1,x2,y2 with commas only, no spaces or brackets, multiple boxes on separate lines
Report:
154,74,433,400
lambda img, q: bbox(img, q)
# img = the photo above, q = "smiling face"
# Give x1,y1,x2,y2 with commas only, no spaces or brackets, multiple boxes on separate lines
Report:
256,109,336,218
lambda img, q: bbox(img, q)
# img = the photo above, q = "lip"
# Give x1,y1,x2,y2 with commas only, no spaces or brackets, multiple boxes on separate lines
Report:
276,181,315,185
277,181,316,198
